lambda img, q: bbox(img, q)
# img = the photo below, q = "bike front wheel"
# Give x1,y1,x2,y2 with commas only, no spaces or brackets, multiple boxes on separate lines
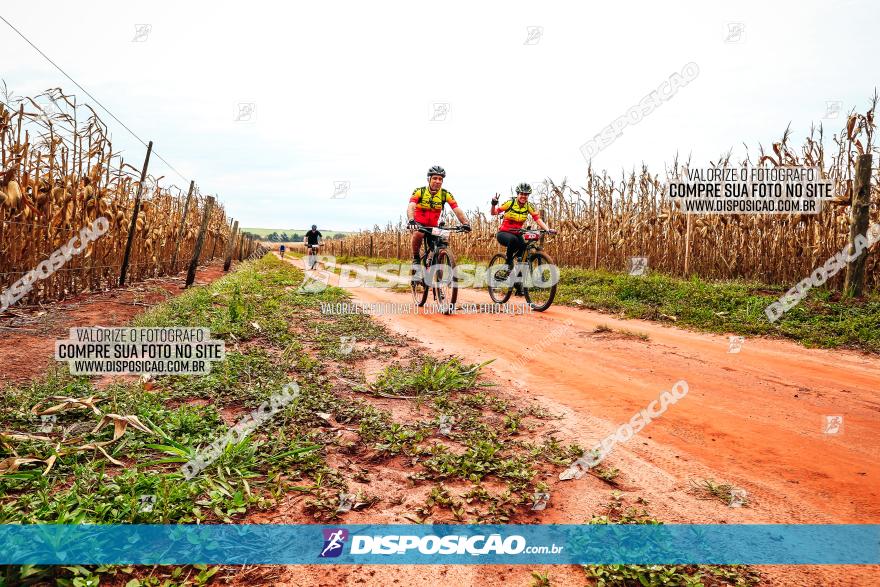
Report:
523,252,558,312
306,248,318,269
487,254,513,304
431,249,458,315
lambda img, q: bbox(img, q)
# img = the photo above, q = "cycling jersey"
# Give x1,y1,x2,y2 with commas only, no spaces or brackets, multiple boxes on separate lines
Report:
409,187,458,227
498,198,540,232
305,230,322,245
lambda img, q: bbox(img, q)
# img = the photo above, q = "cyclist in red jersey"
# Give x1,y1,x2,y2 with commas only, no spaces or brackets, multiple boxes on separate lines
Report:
406,165,471,268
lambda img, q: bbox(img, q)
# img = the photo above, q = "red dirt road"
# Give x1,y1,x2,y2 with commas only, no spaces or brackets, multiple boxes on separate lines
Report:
348,277,880,525
289,256,880,585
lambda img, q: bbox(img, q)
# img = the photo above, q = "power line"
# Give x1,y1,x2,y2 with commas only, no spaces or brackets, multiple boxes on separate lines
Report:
0,98,161,186
0,14,191,186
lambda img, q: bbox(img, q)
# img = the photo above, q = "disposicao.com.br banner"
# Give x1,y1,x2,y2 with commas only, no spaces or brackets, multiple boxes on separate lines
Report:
1,524,877,565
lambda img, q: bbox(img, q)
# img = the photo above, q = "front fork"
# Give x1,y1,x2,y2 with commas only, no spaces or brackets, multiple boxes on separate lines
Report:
507,256,532,290
429,246,449,301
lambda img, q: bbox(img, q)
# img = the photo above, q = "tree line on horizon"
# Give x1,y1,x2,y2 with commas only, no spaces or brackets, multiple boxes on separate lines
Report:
258,231,347,242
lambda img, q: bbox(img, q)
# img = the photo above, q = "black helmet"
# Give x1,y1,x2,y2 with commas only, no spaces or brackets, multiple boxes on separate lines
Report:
515,182,532,195
427,165,446,178
311,224,317,229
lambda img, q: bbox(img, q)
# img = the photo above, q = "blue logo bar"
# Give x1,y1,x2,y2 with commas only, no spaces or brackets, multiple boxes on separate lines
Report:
1,524,877,565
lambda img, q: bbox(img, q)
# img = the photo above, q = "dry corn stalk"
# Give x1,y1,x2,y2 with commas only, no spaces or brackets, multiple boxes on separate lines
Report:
1,86,241,308
91,413,154,441
31,395,104,416
327,98,878,290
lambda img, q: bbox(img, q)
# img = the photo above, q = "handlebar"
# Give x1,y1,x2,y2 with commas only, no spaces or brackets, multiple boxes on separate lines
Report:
509,229,555,235
412,222,470,235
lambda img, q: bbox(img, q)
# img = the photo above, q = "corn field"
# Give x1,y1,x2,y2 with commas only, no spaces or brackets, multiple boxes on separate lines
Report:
0,86,262,309
327,98,879,290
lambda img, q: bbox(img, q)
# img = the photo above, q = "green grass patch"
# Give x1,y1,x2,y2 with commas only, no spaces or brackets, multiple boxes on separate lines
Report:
556,268,880,353
369,356,490,397
582,495,761,586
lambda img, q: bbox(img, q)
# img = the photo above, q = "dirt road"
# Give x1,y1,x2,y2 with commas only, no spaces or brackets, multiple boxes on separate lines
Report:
290,255,880,585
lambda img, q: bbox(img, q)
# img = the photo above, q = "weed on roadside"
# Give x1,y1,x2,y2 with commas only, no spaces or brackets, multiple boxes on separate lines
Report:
583,495,760,586
530,570,552,586
369,357,491,398
689,478,749,507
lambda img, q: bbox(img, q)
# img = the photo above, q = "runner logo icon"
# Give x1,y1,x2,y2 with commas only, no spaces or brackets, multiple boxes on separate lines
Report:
320,528,349,558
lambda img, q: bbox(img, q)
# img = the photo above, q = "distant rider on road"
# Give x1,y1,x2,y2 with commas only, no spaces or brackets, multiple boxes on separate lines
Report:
304,225,322,253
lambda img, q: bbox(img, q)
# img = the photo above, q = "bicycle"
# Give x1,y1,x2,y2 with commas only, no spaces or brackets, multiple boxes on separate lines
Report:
487,229,558,312
306,244,320,269
410,222,469,315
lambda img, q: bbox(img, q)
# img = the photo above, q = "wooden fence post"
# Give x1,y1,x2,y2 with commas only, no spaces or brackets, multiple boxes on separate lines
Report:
170,180,194,273
396,230,401,260
593,208,599,269
186,196,215,288
844,153,873,297
119,141,153,286
209,230,218,259
369,235,374,258
683,213,692,276
224,220,239,271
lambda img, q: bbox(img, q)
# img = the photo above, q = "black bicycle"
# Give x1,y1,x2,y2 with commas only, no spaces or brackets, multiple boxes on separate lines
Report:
306,244,320,269
410,222,469,315
487,229,558,312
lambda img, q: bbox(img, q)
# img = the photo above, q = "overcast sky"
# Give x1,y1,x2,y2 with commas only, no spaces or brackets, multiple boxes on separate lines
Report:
2,1,877,231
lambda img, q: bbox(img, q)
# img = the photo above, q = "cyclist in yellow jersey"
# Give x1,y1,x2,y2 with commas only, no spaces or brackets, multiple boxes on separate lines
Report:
491,183,556,294
407,165,471,267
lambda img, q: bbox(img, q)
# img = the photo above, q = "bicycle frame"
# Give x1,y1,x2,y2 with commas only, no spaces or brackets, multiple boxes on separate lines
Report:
510,229,548,263
418,233,445,265
306,244,320,269
415,224,463,265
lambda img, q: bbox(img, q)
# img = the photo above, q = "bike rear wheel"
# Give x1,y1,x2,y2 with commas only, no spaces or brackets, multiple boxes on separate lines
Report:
431,249,458,314
487,254,513,304
523,252,558,312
